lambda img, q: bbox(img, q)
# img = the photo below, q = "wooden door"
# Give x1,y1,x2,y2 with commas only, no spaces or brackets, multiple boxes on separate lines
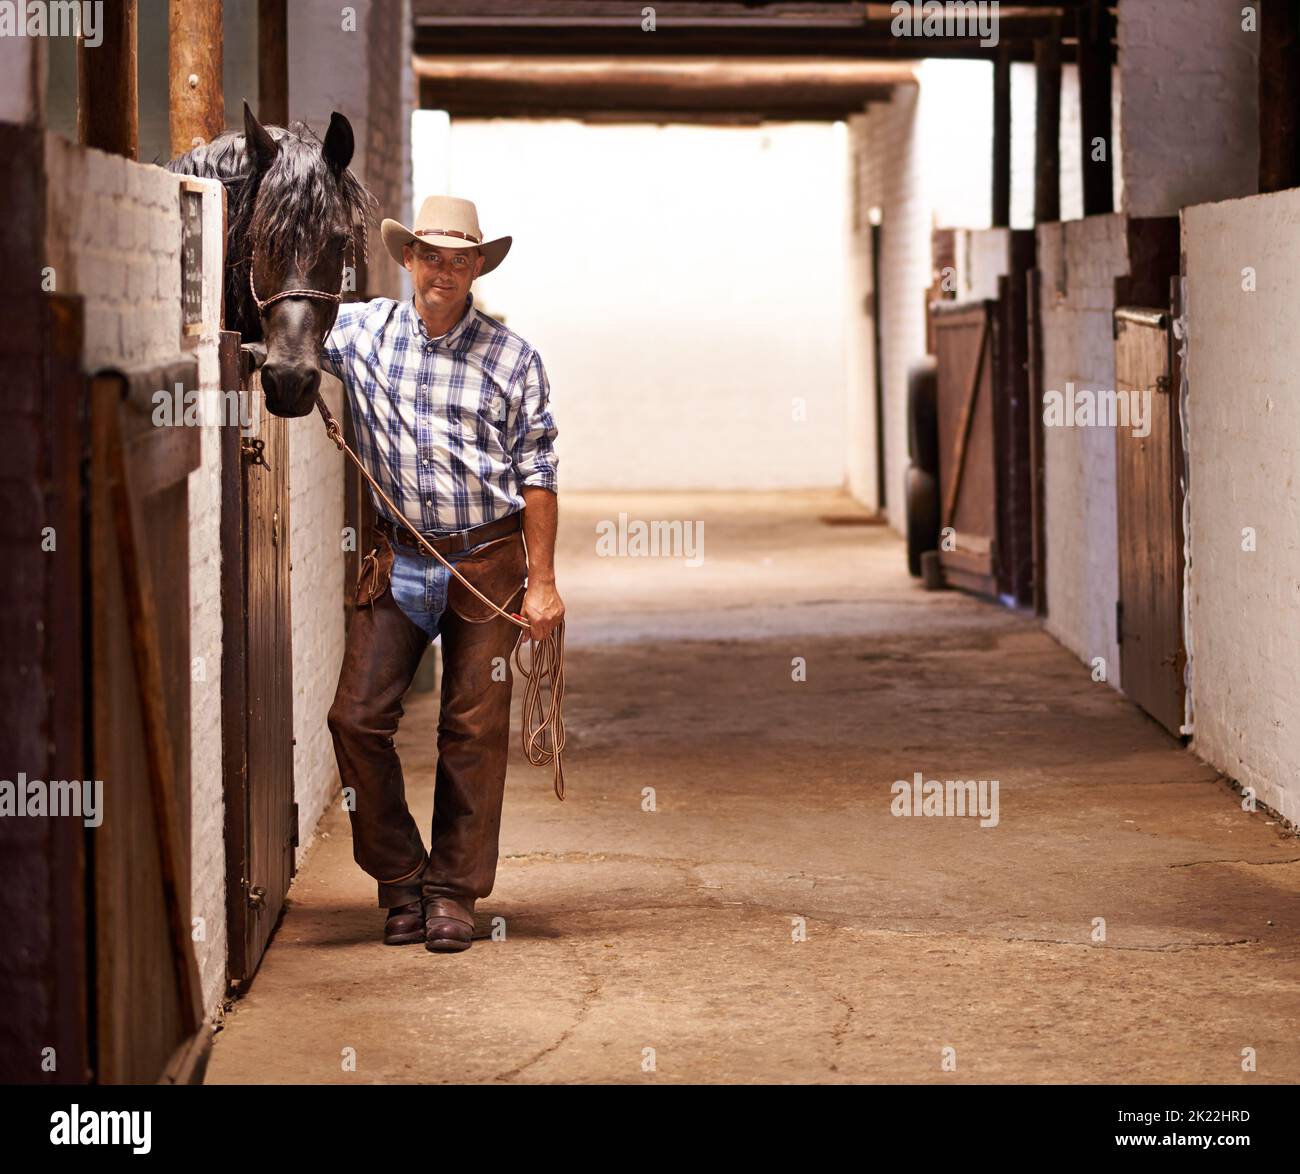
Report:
933,300,998,597
89,361,206,1083
1114,306,1186,736
223,337,296,987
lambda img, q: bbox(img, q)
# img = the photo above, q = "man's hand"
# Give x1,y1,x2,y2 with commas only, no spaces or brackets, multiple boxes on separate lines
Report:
520,577,564,641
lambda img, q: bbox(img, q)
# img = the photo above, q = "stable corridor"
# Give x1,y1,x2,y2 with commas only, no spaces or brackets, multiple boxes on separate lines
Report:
206,492,1300,1084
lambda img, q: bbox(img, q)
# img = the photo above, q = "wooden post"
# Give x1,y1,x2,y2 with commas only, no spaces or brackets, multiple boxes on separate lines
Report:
258,0,290,126
77,0,138,158
1034,30,1061,223
1260,0,1300,193
1076,0,1114,216
169,0,225,158
992,47,1011,228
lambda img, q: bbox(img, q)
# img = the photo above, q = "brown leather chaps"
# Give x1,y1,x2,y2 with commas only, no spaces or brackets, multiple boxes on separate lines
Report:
327,528,527,926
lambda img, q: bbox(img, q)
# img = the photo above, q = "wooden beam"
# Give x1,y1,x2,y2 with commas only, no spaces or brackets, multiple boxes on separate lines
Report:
258,0,289,127
1034,29,1061,222
992,47,1011,227
169,0,224,157
1260,0,1300,193
77,0,138,158
416,55,914,119
1076,0,1113,215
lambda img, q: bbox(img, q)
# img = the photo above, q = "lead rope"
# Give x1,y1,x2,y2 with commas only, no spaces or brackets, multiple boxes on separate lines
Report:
312,393,567,800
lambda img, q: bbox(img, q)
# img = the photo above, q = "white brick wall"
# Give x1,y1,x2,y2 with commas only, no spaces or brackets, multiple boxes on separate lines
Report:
290,376,346,861
1034,215,1128,686
1035,214,1129,683
1183,190,1300,828
43,136,231,1016
1118,0,1259,217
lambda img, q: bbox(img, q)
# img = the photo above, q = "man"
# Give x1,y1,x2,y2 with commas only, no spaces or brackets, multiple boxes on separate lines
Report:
322,195,563,954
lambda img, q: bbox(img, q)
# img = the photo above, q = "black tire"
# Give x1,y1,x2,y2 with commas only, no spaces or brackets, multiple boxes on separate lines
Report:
906,464,940,577
907,356,940,476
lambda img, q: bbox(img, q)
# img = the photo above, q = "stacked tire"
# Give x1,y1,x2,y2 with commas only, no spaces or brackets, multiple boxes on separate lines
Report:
905,357,940,578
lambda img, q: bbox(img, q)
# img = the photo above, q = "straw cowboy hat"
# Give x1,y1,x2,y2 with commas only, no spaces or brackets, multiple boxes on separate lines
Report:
381,195,512,275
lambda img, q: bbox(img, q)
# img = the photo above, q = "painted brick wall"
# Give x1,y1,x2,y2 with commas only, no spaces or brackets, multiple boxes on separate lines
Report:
1035,214,1129,683
1118,0,1259,218
1183,190,1300,828
43,137,231,1017
289,376,346,863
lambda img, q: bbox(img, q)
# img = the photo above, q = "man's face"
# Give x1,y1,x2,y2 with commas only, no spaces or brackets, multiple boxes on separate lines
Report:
404,241,484,311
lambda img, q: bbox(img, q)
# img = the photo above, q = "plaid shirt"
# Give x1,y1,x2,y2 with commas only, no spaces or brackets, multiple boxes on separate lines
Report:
321,292,559,534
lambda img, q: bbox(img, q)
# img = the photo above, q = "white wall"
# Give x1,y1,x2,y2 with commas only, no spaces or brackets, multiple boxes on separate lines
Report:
422,117,847,491
1118,0,1259,218
1035,214,1130,682
1183,190,1300,828
290,381,345,857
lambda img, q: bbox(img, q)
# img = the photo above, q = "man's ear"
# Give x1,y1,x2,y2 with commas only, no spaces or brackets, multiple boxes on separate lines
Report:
401,243,415,272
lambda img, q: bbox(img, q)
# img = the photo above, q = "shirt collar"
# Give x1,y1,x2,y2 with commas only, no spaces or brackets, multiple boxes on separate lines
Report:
408,292,477,350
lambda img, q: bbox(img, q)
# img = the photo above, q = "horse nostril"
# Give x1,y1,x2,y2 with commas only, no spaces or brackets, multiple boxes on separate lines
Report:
261,363,321,415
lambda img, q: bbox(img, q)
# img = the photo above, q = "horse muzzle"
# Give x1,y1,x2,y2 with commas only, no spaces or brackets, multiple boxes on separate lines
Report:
261,360,322,418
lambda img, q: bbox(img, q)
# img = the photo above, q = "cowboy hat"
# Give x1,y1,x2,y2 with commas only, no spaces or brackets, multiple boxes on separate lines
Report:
381,195,512,275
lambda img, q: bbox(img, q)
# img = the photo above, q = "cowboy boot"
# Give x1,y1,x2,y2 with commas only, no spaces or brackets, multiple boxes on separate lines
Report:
384,900,427,946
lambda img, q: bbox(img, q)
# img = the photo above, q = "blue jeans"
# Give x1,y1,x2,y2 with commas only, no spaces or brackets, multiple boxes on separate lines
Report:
389,535,503,641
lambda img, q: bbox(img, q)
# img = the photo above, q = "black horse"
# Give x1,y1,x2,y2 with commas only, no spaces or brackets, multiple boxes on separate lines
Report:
167,102,375,417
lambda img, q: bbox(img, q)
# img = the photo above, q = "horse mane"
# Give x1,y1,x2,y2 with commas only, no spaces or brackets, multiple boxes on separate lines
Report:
167,120,376,338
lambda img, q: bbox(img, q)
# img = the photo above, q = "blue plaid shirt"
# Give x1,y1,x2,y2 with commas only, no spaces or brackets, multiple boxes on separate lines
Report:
321,293,559,534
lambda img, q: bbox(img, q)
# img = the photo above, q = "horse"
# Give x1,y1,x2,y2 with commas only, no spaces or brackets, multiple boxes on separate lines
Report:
167,101,376,417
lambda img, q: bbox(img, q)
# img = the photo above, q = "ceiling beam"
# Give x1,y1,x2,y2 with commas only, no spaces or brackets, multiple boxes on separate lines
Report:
416,55,914,119
413,2,1107,62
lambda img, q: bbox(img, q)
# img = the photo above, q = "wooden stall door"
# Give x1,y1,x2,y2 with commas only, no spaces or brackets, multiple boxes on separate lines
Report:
223,337,296,987
933,301,998,597
1114,307,1186,736
89,364,205,1083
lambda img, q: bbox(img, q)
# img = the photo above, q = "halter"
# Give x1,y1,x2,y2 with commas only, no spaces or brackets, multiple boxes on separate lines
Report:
248,233,356,315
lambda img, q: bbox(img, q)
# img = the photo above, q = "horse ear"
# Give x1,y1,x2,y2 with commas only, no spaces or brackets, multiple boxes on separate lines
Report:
322,112,355,176
243,100,279,172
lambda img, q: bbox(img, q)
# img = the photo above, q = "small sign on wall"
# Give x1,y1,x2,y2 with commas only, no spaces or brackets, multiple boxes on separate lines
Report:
180,180,205,338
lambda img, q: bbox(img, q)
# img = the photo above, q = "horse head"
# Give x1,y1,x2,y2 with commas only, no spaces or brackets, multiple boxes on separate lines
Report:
168,102,375,418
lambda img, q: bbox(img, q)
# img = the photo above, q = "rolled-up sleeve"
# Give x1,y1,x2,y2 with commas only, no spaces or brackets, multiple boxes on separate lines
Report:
508,348,559,493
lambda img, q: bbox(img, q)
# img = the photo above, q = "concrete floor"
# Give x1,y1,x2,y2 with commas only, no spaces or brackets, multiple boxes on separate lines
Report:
206,490,1300,1084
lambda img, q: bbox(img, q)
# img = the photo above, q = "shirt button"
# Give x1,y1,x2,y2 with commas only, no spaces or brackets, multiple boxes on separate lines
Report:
423,459,430,466
425,499,432,507
421,384,429,392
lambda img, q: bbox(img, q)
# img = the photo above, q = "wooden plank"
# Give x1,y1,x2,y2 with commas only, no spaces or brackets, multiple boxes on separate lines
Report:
89,376,187,1082
103,390,204,1037
1076,0,1114,216
1026,268,1048,616
1114,311,1185,736
992,47,1011,228
942,307,992,528
257,0,289,127
1034,29,1062,223
219,332,251,986
934,302,998,598
77,0,138,158
1260,0,1300,193
168,0,225,158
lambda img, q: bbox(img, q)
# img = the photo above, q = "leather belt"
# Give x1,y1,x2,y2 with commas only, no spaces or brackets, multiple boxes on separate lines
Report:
376,510,521,556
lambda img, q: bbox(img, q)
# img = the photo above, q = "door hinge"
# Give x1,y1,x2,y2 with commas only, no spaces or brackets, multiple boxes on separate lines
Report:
1115,599,1124,645
290,802,299,849
1155,374,1172,395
